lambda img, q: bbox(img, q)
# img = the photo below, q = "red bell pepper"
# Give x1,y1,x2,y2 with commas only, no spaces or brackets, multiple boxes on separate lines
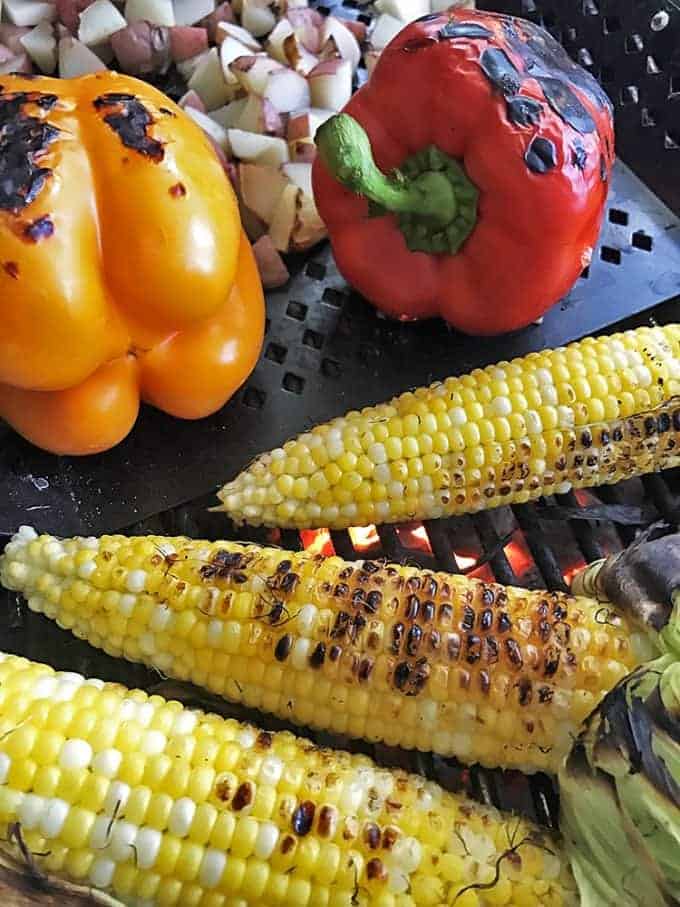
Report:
312,8,614,336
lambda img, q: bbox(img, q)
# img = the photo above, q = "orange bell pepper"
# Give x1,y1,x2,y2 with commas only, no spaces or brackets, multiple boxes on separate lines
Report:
0,72,264,455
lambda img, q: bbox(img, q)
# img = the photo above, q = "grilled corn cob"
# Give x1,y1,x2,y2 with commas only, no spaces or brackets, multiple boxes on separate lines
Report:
217,324,680,529
0,651,577,907
1,527,654,774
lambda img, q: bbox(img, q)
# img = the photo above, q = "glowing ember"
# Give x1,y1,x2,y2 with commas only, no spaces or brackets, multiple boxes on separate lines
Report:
563,560,587,587
299,528,335,557
455,554,479,571
348,524,380,552
396,522,433,554
504,533,534,578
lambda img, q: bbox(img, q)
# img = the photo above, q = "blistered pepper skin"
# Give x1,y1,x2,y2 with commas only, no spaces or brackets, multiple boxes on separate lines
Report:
312,9,615,336
0,72,264,454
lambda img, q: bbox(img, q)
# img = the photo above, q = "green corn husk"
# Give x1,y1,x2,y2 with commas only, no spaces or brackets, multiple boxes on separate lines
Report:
559,594,680,907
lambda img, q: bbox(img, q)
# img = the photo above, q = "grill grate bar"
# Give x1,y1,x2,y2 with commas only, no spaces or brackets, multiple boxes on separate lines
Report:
424,520,463,574
641,473,680,524
512,503,570,592
597,484,639,546
555,490,606,564
329,529,359,561
471,512,519,586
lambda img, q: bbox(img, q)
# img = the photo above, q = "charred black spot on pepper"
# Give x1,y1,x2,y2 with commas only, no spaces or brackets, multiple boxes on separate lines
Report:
3,261,19,279
0,91,60,212
274,634,292,661
480,47,522,97
309,642,326,669
402,36,438,52
23,214,54,242
93,93,164,162
538,76,595,133
292,801,315,836
572,142,588,170
159,106,176,116
506,95,543,127
169,182,186,197
525,136,558,173
440,21,493,40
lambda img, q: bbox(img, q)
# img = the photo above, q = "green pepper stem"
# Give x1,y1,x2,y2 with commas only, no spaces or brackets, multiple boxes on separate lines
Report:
316,114,459,229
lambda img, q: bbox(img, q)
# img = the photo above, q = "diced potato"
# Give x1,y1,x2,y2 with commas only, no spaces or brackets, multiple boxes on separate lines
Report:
209,96,246,127
265,18,293,64
308,57,351,111
282,31,316,75
78,0,126,46
229,53,281,93
239,162,288,221
178,87,206,110
175,45,208,77
286,7,322,52
185,105,231,151
20,20,57,72
286,106,333,141
268,182,299,251
124,0,175,27
253,234,290,288
234,92,283,135
0,50,32,71
374,0,428,21
218,33,254,82
264,65,310,113
289,138,315,162
320,15,360,71
215,19,260,49
292,188,326,250
3,0,56,27
370,12,404,50
241,0,275,37
228,128,290,165
173,0,213,26
169,24,208,61
188,44,232,109
58,34,106,75
282,160,312,197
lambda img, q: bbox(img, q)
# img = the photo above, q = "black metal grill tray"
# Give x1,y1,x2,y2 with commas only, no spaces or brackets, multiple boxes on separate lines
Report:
2,157,679,536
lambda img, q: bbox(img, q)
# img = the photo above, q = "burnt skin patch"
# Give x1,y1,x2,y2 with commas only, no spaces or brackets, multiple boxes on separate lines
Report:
572,142,588,169
169,182,186,197
23,214,54,242
3,261,19,279
439,22,493,40
0,90,60,212
480,48,522,97
525,136,557,173
539,76,595,134
506,96,543,127
93,93,164,161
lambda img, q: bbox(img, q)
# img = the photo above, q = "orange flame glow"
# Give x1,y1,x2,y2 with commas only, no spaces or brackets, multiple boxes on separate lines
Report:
504,533,534,578
348,525,381,552
299,528,335,557
563,560,587,587
396,522,433,554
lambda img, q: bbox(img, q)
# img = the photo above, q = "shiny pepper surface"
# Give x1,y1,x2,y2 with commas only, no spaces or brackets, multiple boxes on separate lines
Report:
313,9,615,336
0,72,264,455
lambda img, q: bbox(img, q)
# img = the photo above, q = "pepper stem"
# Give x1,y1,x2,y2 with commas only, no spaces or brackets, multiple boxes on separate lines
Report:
315,113,479,254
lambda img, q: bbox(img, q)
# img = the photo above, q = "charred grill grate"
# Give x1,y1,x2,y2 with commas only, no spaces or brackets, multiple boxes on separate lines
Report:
1,0,680,839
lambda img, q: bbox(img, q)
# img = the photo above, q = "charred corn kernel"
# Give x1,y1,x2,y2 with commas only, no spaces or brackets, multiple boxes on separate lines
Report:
1,531,653,775
218,325,680,529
